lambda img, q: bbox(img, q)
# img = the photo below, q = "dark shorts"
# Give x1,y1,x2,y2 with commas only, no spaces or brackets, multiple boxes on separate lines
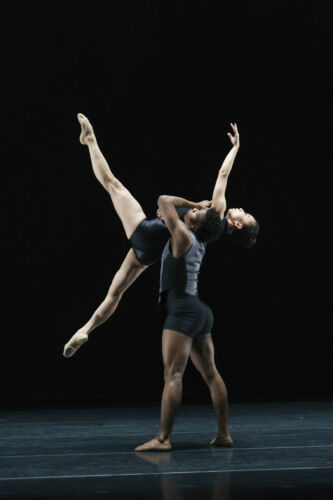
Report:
161,290,214,339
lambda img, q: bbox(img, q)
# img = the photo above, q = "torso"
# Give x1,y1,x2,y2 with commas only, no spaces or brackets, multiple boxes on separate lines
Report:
159,231,206,300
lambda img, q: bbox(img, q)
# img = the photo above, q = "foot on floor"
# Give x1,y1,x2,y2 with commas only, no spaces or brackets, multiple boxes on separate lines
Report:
134,437,172,452
210,435,233,447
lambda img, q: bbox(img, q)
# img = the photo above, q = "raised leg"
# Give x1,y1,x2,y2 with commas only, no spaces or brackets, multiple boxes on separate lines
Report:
63,249,147,357
190,334,233,446
78,113,146,239
134,330,193,451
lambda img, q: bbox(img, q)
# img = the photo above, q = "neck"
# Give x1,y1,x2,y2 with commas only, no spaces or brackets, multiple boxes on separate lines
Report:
184,212,191,227
226,217,234,232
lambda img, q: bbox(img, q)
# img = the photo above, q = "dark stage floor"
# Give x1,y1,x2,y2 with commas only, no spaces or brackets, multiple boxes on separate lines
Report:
0,400,332,499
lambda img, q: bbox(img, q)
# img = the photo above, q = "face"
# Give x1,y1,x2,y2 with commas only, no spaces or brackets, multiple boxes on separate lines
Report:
187,208,207,229
226,208,256,228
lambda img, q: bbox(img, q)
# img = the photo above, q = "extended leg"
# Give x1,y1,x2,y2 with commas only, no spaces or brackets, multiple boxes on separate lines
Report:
78,113,146,238
134,330,193,451
63,249,147,357
190,334,233,446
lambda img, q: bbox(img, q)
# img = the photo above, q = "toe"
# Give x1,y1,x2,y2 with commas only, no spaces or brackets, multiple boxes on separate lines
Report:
63,345,75,358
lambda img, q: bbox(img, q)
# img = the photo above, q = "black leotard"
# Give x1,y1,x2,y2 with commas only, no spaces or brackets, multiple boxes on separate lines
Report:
129,207,190,265
130,209,228,266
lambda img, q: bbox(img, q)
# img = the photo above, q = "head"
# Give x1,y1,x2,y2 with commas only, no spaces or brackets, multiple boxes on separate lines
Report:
226,208,259,248
185,208,222,242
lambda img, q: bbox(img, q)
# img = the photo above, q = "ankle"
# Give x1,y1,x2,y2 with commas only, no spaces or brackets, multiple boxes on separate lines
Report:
217,431,230,439
156,433,170,444
86,134,96,145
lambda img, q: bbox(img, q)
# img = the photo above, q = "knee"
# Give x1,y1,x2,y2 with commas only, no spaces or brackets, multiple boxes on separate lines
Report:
164,367,184,383
107,289,123,303
107,178,123,193
204,367,219,384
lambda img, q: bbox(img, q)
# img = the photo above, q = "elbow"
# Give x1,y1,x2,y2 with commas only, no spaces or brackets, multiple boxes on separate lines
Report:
219,169,229,178
158,195,169,207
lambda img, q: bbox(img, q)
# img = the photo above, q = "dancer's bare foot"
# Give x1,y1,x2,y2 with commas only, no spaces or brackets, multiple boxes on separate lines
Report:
134,437,172,452
210,435,233,447
77,113,95,145
63,331,88,358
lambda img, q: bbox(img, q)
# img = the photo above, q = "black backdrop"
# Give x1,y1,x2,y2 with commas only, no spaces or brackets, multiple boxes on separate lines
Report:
2,1,331,408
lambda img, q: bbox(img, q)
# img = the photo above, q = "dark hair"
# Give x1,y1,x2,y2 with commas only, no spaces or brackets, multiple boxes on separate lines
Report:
196,208,222,242
228,220,259,248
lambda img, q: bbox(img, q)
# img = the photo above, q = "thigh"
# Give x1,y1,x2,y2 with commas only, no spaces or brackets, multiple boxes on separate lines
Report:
108,183,146,239
107,249,148,296
190,334,217,381
162,329,193,376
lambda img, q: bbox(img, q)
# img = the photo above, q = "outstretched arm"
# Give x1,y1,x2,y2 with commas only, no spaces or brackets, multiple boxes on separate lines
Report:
211,123,240,218
158,195,193,257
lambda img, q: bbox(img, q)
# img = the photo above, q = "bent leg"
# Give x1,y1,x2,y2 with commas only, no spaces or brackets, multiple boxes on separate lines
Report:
63,250,147,357
190,334,233,446
78,114,146,238
134,330,193,451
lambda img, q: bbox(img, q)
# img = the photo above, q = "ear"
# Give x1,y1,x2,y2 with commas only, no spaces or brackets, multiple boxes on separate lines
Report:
234,221,243,230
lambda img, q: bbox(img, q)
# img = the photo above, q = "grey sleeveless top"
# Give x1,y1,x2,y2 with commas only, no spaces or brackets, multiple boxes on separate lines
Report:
159,231,206,300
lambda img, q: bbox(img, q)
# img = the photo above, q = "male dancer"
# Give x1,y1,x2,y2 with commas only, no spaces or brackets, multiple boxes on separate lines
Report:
63,116,258,358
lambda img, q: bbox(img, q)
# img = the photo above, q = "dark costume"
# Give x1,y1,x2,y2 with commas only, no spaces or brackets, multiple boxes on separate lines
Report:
159,218,228,338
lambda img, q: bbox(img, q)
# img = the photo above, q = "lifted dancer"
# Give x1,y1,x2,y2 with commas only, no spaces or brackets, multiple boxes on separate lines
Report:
63,116,258,357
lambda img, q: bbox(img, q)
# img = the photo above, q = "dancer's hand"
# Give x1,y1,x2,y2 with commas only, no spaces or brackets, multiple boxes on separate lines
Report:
198,200,212,209
227,123,240,148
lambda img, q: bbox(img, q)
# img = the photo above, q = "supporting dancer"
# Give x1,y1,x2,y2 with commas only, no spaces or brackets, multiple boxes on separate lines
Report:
134,126,258,452
63,116,259,357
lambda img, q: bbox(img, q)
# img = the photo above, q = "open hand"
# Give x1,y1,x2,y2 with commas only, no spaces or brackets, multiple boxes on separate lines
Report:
227,123,240,147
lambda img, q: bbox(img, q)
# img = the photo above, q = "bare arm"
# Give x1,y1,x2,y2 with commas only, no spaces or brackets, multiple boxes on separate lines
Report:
156,196,203,220
158,195,193,257
211,123,240,218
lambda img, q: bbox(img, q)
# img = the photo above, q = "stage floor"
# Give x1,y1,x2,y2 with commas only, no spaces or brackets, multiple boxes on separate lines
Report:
1,400,332,499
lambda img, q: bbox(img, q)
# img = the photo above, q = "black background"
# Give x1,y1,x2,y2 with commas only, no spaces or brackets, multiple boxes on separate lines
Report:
2,1,331,408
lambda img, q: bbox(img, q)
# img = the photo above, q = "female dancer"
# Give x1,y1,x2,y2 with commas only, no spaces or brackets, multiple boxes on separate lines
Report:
63,116,258,358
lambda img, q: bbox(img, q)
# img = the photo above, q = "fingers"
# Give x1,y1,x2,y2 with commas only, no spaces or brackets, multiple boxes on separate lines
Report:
227,123,239,145
230,123,238,134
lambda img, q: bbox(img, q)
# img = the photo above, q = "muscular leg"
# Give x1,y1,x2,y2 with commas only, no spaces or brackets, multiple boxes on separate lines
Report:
190,334,233,446
78,113,146,238
134,330,193,451
63,249,147,357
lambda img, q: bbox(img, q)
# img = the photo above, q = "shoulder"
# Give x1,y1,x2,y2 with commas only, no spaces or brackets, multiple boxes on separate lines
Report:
170,222,193,257
211,199,226,219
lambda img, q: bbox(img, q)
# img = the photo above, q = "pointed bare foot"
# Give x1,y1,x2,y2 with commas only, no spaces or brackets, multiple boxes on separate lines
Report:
63,332,88,358
134,438,172,452
77,113,95,145
210,435,233,447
